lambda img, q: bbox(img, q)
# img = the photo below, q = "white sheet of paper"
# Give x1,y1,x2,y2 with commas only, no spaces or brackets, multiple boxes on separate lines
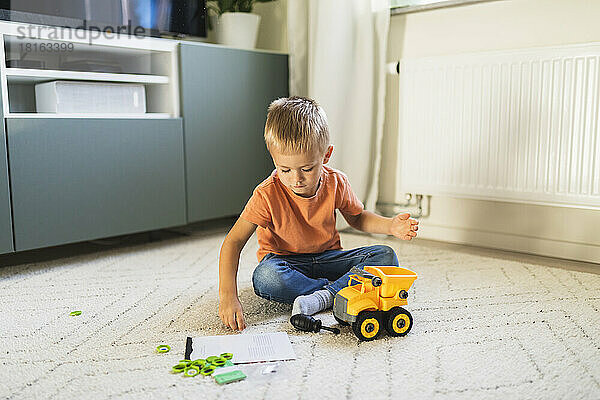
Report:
188,332,296,364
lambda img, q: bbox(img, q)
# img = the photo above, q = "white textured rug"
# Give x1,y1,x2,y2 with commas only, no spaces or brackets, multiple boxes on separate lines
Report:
1,227,599,400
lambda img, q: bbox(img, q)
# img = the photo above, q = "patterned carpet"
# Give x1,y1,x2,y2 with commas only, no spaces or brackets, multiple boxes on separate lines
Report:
1,225,599,399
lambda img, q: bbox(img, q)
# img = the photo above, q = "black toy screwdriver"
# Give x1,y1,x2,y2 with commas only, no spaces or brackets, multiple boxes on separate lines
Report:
290,314,340,334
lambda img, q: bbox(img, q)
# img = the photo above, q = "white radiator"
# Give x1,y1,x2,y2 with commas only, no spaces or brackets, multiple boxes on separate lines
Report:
397,43,600,209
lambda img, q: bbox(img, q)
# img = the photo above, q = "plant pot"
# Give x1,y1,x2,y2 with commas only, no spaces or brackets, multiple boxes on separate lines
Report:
216,12,261,49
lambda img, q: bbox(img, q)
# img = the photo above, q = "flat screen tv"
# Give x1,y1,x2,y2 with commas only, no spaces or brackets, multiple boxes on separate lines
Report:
0,0,207,38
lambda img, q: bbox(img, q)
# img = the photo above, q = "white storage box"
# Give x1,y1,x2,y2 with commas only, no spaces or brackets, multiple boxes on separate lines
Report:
35,81,146,114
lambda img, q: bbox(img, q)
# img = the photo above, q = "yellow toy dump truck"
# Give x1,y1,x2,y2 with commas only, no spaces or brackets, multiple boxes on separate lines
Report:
333,266,418,341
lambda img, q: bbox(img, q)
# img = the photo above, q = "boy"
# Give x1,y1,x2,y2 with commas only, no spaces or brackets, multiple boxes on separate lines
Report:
218,96,418,331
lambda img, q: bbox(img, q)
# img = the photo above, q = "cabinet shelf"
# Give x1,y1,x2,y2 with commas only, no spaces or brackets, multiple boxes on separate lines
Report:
6,68,169,85
1,27,180,117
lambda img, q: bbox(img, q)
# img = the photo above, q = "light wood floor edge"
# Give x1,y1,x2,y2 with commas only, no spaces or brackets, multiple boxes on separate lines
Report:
0,217,237,268
2,216,597,276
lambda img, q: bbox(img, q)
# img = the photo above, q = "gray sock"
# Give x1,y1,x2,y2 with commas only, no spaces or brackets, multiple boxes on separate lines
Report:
291,289,334,316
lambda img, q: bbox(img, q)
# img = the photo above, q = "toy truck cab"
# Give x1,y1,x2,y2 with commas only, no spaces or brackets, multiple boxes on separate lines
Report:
333,266,417,341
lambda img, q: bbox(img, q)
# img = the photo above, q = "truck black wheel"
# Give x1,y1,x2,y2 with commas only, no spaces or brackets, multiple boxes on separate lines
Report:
352,311,381,341
385,307,413,337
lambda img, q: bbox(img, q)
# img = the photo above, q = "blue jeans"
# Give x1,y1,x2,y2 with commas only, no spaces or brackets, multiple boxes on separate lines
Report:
252,245,399,304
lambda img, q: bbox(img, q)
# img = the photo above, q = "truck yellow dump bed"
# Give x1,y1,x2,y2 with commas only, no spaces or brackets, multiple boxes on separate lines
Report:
364,266,417,298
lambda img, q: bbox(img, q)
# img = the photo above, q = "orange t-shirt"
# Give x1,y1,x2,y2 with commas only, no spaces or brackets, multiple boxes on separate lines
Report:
240,165,364,261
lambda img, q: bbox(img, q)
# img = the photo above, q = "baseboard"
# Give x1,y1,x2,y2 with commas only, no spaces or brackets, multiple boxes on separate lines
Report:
420,224,600,264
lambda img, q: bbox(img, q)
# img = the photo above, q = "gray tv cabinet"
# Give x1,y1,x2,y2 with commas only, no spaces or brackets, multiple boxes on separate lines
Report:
7,118,187,251
180,43,288,222
0,95,12,253
0,25,288,255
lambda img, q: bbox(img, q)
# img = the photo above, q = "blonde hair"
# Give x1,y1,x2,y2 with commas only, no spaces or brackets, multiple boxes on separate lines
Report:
264,96,329,155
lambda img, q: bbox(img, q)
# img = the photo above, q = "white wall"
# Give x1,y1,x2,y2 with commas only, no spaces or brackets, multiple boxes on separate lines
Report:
380,0,600,263
254,0,288,52
204,0,288,52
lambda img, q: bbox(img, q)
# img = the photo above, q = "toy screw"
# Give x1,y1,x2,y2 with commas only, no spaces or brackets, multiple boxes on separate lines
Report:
290,314,340,334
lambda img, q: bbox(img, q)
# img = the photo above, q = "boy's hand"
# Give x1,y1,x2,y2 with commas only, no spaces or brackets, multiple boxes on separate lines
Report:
218,295,246,331
389,212,419,241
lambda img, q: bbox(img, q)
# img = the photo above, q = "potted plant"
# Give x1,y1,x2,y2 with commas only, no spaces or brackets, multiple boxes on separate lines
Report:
207,0,275,49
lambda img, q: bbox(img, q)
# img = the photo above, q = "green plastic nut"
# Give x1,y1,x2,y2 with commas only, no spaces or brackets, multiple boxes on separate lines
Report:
205,356,219,364
191,359,206,368
184,366,200,377
69,311,82,316
200,365,216,376
171,364,187,373
212,357,227,367
156,344,170,353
